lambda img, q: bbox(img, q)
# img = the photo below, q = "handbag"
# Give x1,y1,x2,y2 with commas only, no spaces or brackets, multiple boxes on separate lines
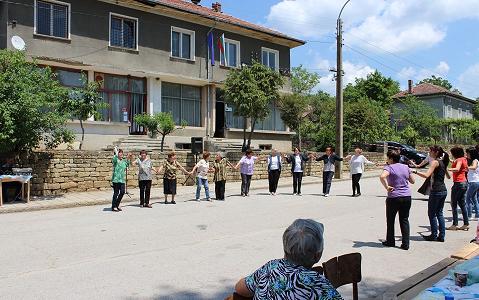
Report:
418,176,431,195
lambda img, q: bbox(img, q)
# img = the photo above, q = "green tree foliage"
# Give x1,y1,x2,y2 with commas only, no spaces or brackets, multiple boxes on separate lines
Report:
303,92,336,151
419,75,453,90
344,97,393,150
0,50,74,154
134,112,187,152
400,126,420,147
224,62,284,149
396,95,442,143
343,70,400,107
290,65,320,95
279,66,320,148
63,79,105,150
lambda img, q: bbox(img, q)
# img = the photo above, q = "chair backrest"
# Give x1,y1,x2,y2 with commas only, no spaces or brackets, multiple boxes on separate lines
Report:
322,253,362,299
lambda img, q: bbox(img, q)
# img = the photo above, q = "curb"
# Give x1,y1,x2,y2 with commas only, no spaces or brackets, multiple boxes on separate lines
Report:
0,171,381,214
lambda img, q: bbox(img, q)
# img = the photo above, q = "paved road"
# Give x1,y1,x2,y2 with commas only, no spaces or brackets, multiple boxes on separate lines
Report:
0,176,473,300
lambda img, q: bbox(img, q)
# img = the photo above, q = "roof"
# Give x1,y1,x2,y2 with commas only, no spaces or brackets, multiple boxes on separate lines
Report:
133,0,305,47
393,82,476,104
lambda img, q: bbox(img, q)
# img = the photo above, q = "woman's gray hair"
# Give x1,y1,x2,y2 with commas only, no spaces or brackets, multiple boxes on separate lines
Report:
283,219,325,268
217,152,225,158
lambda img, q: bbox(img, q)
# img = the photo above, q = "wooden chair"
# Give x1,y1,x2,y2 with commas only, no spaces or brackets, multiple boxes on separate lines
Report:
224,293,252,300
322,253,362,300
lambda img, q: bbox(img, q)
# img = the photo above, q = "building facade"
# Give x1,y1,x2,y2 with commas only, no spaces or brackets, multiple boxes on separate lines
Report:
392,81,475,124
0,0,304,151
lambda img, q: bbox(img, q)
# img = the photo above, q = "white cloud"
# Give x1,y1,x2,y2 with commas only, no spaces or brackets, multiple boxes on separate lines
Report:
267,0,479,53
397,61,450,85
457,64,479,99
317,60,375,95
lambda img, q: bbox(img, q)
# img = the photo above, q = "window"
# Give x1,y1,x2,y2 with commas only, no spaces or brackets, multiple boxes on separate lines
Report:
225,104,245,129
97,74,146,133
257,101,286,131
171,27,195,60
55,69,84,88
261,47,279,70
35,0,70,39
161,82,201,127
110,13,138,50
220,39,240,68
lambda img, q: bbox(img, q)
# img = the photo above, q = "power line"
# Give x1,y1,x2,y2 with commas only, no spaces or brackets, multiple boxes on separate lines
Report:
343,44,402,73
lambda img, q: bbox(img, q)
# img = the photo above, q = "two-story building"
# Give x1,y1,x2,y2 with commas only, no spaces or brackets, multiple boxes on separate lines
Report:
0,0,305,151
393,80,475,121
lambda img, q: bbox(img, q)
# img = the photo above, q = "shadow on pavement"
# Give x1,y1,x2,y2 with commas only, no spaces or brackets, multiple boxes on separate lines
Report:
352,241,384,248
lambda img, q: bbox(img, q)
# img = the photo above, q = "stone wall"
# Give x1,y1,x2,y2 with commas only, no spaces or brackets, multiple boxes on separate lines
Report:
19,151,385,196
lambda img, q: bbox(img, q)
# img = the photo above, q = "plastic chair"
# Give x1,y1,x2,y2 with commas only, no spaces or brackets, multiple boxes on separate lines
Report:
322,253,362,300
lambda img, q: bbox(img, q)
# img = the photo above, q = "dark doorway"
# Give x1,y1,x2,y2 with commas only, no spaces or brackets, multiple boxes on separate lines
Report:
214,88,226,138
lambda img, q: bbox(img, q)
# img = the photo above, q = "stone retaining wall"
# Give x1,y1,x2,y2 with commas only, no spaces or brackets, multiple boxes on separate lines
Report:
19,151,385,196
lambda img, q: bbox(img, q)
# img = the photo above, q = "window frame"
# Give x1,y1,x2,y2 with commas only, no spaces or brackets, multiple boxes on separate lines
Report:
109,12,139,51
220,38,240,68
161,82,202,127
261,47,280,71
170,26,196,61
34,0,71,40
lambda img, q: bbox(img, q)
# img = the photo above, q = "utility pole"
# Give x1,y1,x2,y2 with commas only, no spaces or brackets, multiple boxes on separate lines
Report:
334,0,350,179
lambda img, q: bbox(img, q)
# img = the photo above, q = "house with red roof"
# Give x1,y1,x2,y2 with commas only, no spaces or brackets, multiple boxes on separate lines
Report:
0,0,304,151
392,80,475,128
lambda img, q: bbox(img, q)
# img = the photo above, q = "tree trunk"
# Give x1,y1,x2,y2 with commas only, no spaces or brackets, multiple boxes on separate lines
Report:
242,118,247,150
247,118,256,149
298,123,302,150
79,119,85,150
160,134,166,153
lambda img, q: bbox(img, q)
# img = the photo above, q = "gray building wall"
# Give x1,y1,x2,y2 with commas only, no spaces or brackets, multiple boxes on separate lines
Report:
6,0,291,84
0,2,7,49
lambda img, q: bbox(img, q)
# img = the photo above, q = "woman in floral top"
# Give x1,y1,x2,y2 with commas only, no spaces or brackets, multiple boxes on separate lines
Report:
111,149,133,212
235,219,342,300
157,152,188,204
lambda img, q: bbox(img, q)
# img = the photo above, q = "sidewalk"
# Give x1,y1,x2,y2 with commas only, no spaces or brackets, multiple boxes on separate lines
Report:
0,170,382,214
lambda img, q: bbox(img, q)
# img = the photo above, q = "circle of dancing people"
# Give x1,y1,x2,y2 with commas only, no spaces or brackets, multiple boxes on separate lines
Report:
380,144,479,251
109,146,381,212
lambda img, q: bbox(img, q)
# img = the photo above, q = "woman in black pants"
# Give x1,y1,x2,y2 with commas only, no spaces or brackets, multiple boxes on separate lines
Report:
284,147,310,196
315,147,343,197
133,150,154,208
267,149,282,195
380,150,415,250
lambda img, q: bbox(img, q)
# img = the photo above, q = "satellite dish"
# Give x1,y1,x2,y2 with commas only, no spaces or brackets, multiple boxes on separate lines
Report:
11,36,26,51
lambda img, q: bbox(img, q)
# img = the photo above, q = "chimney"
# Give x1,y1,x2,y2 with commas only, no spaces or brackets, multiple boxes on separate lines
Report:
212,2,222,13
191,0,201,5
408,79,413,94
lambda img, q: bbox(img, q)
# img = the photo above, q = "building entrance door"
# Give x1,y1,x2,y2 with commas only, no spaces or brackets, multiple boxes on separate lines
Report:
214,88,226,138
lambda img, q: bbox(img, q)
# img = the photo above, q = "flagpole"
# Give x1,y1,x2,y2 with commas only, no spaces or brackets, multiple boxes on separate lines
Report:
206,28,213,139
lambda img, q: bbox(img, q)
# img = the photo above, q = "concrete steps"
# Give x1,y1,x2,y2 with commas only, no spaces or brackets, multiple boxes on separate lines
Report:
105,135,172,152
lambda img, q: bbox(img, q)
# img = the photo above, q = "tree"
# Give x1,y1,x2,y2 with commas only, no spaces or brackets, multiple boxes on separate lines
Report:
279,94,309,148
304,92,336,151
64,79,105,150
134,112,187,152
400,126,420,147
396,95,441,143
344,97,393,150
224,62,284,149
290,65,320,95
343,70,400,108
279,66,320,148
0,50,74,154
419,75,453,90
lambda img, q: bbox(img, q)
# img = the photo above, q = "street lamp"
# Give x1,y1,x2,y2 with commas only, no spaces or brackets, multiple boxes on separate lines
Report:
335,0,350,179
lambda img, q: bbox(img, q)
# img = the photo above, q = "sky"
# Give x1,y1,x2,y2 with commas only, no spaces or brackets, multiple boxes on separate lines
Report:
199,0,479,99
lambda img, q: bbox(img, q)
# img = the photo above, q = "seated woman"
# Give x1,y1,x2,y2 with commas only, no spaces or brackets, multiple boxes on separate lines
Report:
234,219,342,299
